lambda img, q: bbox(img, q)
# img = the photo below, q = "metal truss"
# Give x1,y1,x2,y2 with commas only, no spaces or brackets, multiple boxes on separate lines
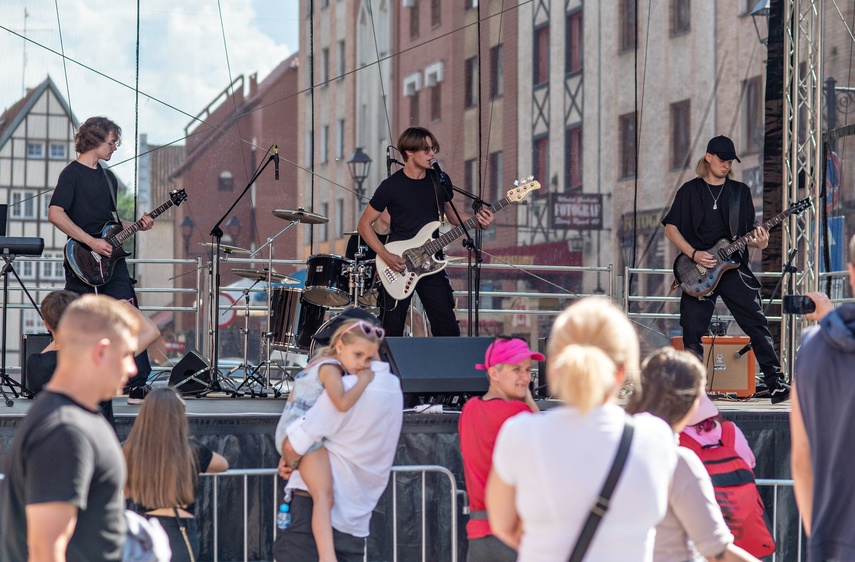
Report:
781,0,823,375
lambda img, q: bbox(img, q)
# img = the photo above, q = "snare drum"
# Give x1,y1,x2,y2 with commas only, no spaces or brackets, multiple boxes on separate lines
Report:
356,260,378,307
294,299,327,351
269,287,302,349
304,254,351,307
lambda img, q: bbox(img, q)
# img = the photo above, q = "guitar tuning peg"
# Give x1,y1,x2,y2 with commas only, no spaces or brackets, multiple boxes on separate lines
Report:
527,175,533,181
514,180,519,186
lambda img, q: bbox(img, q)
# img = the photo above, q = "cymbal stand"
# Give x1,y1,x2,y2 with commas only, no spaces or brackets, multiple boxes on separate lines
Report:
345,245,371,308
250,221,299,391
230,281,274,397
1,255,40,405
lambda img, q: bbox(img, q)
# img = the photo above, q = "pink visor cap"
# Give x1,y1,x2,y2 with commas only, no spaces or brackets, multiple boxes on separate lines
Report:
476,338,545,370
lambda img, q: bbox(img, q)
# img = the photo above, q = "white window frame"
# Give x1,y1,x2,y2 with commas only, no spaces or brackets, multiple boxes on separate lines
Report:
22,309,42,334
49,143,67,160
41,252,65,280
27,143,44,158
403,72,422,97
11,190,36,219
424,61,445,87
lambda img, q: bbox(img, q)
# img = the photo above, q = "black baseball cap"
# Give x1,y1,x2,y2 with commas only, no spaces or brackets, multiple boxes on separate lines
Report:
310,306,381,347
706,135,741,163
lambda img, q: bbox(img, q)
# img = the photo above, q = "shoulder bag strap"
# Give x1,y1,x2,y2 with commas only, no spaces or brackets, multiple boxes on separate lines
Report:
567,415,635,562
173,507,196,562
99,164,122,224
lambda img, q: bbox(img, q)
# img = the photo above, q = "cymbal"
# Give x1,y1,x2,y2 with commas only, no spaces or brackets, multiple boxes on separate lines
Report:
200,242,251,254
231,268,300,284
272,208,328,224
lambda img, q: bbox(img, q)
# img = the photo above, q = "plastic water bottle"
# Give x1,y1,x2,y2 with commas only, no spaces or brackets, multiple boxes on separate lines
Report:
276,503,291,530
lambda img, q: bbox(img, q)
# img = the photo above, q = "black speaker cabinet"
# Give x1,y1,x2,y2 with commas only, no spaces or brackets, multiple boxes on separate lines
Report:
20,333,53,389
168,351,211,395
380,337,492,403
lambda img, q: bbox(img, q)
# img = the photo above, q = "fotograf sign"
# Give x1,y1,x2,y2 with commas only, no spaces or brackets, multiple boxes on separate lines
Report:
551,193,603,230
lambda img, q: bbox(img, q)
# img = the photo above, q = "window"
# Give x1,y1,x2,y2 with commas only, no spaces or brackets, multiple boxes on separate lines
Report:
10,191,36,218
532,136,549,193
22,309,41,334
321,48,329,84
41,252,65,280
464,158,478,192
670,100,691,169
337,40,346,79
431,0,441,27
218,171,234,191
743,76,764,154
565,10,583,74
465,57,478,108
671,0,690,34
410,2,420,39
320,125,329,164
410,91,420,125
490,45,504,99
320,202,329,241
17,260,35,280
619,113,637,178
489,151,504,202
533,25,549,85
564,126,583,191
49,143,66,160
465,0,478,9
335,198,344,235
430,84,442,121
336,119,345,159
27,143,44,158
620,0,637,51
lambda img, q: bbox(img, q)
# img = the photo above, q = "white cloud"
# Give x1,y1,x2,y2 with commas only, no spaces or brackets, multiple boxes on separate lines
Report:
0,0,296,187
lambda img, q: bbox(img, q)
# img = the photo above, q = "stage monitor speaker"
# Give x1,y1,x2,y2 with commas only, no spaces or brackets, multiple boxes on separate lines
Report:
380,337,492,403
168,350,211,395
671,336,756,398
20,332,53,389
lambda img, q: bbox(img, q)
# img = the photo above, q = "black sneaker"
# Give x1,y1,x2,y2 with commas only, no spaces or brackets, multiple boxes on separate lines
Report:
770,381,791,404
126,386,151,405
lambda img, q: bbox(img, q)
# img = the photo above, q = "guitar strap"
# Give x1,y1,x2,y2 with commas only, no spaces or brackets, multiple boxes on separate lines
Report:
727,179,740,241
99,164,122,224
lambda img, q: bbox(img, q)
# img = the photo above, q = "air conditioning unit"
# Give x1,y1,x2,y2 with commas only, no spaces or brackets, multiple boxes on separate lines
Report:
425,61,445,87
403,72,422,97
402,0,415,7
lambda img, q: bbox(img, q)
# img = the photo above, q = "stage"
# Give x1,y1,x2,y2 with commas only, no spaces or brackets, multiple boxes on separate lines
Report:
0,390,799,561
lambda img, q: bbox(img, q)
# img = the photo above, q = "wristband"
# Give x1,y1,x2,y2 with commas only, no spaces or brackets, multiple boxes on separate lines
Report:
691,249,697,261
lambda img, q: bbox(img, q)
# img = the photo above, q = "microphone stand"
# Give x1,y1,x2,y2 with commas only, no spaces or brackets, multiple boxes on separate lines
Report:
204,153,276,394
733,247,799,361
442,179,487,337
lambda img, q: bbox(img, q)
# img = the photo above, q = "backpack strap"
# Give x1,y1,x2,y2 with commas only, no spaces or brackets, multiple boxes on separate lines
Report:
719,420,736,448
678,431,702,454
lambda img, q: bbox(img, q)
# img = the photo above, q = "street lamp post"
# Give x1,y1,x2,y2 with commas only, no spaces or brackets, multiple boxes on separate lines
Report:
346,147,372,215
180,215,195,256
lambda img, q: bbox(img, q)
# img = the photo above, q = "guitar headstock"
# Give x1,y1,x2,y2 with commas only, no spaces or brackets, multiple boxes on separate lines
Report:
790,198,812,216
170,189,188,206
505,176,541,203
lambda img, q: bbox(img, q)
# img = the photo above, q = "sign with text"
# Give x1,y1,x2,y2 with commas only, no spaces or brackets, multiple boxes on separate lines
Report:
551,193,603,230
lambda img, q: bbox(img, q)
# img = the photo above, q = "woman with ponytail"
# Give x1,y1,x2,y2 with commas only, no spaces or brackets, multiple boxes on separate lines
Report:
485,298,677,562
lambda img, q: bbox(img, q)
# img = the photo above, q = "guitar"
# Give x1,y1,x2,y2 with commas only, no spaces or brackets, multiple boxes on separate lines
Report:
65,189,188,287
376,178,541,301
673,198,811,299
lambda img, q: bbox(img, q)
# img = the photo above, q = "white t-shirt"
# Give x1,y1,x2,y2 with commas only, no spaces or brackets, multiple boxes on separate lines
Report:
492,404,676,562
653,447,734,562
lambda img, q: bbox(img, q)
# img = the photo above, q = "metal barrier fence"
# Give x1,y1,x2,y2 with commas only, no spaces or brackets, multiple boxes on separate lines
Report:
0,471,806,561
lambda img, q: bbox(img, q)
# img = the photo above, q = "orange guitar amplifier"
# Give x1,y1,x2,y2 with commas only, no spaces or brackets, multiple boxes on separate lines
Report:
671,336,756,397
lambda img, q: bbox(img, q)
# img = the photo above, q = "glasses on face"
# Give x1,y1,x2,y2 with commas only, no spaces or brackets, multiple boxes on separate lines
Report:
422,145,436,155
106,139,121,149
339,319,385,340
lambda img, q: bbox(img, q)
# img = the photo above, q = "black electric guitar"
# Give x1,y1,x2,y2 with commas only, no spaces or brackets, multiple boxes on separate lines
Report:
65,189,187,287
376,177,540,300
673,198,811,298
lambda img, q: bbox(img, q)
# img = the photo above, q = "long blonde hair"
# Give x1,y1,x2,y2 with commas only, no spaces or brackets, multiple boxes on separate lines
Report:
696,156,734,179
123,387,197,508
547,298,640,412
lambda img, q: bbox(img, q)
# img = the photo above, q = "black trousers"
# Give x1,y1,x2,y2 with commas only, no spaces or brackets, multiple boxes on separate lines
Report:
680,263,783,388
64,258,152,389
272,495,366,562
378,269,460,337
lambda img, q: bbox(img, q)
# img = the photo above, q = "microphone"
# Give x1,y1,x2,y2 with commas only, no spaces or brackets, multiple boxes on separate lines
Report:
734,342,753,359
274,144,280,181
429,158,448,184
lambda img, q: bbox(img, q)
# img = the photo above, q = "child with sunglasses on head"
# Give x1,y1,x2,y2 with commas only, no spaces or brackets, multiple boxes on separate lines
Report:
274,317,385,562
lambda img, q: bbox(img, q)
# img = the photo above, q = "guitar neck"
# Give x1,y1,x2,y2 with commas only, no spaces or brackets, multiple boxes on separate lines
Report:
112,200,174,245
721,209,794,258
422,197,512,256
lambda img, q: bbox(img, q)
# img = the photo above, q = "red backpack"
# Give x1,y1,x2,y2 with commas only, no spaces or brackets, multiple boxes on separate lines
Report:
679,421,776,558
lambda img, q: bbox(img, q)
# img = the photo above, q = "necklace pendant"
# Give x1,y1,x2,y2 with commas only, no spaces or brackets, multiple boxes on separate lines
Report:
713,202,718,210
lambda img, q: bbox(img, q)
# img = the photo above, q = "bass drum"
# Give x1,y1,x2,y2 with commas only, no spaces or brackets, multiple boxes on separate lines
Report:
294,299,328,352
307,308,382,357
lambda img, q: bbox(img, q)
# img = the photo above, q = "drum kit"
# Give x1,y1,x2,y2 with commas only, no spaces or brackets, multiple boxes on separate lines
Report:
198,208,380,397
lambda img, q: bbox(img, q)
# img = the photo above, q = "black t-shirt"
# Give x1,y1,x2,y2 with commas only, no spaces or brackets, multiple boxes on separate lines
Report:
50,160,119,237
26,349,57,394
0,391,126,562
368,169,452,242
662,177,757,261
